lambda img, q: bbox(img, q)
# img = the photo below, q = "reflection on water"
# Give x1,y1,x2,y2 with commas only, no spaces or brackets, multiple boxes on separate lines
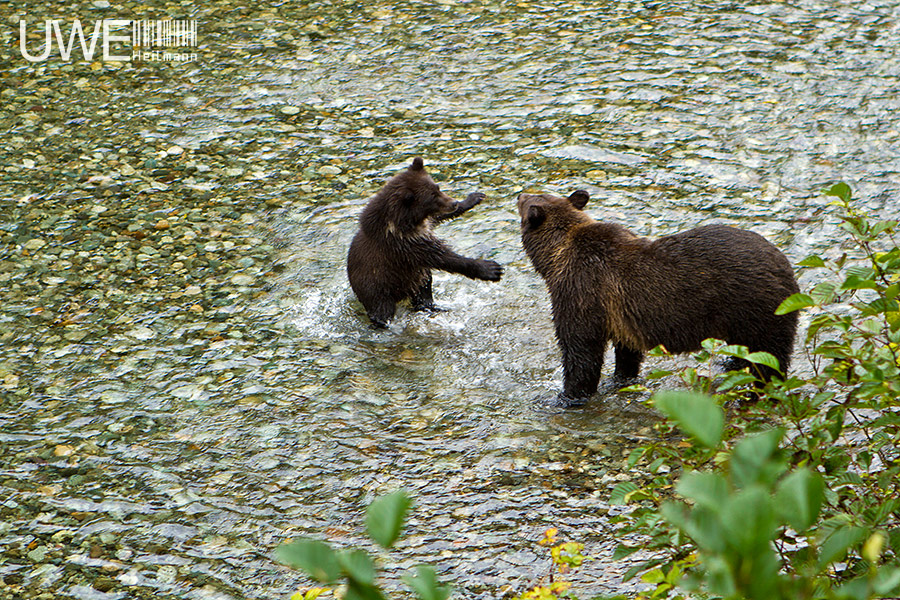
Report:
2,0,900,597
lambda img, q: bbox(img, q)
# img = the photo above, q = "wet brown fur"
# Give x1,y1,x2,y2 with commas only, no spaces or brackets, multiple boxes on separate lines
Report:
518,190,800,404
347,158,502,327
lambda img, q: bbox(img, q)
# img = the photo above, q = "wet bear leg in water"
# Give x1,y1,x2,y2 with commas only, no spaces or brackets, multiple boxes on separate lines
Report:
410,272,440,312
613,343,643,380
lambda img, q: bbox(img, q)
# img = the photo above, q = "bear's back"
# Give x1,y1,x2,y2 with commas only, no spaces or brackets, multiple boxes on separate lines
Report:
611,224,798,350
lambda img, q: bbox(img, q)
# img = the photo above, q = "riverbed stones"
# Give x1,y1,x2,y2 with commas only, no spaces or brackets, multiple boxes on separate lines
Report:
23,238,46,251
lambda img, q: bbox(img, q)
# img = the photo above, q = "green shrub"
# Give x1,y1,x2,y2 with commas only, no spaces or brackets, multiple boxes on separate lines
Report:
514,527,588,600
609,183,900,600
277,490,451,600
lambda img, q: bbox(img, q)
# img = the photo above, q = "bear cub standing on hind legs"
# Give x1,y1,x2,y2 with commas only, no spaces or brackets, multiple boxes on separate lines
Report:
518,190,800,406
347,158,503,327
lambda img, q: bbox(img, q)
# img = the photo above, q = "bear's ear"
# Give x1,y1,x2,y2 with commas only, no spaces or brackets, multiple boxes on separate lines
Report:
568,190,589,210
409,157,425,171
526,204,546,229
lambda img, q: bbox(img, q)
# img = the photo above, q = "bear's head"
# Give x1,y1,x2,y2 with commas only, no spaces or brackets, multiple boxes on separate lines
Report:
373,158,458,235
517,190,593,276
518,190,592,234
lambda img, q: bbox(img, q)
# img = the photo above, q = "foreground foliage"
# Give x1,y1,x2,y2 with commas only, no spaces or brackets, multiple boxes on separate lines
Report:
278,490,451,600
610,183,900,599
515,527,589,600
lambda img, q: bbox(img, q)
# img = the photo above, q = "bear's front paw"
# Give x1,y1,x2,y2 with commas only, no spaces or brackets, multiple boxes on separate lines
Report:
478,260,503,281
412,302,447,314
463,191,486,209
556,392,588,408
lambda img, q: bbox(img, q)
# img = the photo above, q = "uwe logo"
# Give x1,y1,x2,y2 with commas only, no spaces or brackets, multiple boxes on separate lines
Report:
18,19,198,63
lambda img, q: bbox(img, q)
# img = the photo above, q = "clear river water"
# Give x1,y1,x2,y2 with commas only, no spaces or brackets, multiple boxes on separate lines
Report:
2,0,900,598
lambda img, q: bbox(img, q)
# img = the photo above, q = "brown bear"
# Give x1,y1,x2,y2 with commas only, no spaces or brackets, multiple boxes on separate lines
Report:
347,158,503,327
518,189,800,405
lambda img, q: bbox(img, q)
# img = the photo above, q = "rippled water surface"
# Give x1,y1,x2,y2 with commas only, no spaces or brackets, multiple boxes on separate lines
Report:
2,0,900,598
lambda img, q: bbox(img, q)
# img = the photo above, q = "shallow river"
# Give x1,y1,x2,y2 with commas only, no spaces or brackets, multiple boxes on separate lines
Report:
2,0,900,598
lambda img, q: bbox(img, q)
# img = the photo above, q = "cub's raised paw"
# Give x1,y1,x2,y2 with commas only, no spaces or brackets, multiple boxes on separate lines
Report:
463,191,486,209
478,259,503,281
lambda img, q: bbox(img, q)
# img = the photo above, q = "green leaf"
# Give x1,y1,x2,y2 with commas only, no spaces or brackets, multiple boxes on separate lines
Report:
626,447,644,468
654,391,724,448
402,565,452,600
774,467,825,532
874,566,900,595
676,471,729,510
644,369,673,380
824,182,852,203
721,485,777,554
717,371,758,392
366,490,411,549
834,576,869,600
609,481,640,505
276,539,341,583
870,220,897,237
641,568,665,584
885,282,900,300
810,281,838,304
345,580,387,600
798,255,827,268
745,351,781,372
730,429,785,488
647,457,667,473
818,524,867,568
775,293,816,315
664,499,728,553
704,555,737,598
717,344,749,358
890,310,900,332
338,549,376,585
611,543,642,561
859,297,899,317
623,562,652,582
682,505,728,553
618,383,649,393
701,338,726,351
825,406,845,442
841,266,878,290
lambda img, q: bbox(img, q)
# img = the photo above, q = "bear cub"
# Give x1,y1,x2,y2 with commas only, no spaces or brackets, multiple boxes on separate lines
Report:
347,158,503,327
518,190,800,405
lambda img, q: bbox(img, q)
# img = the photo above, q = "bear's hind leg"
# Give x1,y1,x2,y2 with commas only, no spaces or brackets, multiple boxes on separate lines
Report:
365,297,396,328
613,343,643,381
559,336,607,406
410,272,443,313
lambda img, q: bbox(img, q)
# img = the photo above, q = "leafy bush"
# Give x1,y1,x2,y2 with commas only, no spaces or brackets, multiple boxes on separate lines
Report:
515,527,588,600
277,490,451,600
609,183,900,600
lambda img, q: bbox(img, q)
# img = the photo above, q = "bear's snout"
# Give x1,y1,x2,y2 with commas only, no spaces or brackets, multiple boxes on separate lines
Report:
437,191,457,214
